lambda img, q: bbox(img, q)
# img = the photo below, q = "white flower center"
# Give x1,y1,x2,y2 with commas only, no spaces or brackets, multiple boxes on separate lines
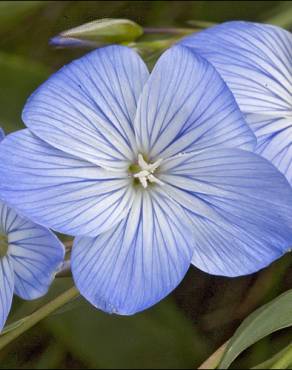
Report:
133,154,164,189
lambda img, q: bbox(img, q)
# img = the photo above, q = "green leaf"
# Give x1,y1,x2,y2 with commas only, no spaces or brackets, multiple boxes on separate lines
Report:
219,289,292,369
1,294,81,337
4,279,76,333
52,18,143,47
252,344,292,369
0,52,49,132
1,317,28,335
270,344,292,369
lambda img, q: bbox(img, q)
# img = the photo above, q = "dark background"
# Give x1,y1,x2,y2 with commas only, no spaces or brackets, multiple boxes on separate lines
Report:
0,1,291,369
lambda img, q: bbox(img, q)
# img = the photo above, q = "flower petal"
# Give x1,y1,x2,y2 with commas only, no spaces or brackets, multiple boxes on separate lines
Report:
160,148,292,276
247,114,292,184
181,21,292,183
0,200,65,300
0,257,14,332
23,46,149,170
134,45,256,160
0,130,133,237
0,128,5,142
72,189,194,315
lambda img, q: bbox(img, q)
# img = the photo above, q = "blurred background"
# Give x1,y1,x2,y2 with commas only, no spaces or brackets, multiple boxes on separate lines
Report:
0,1,291,369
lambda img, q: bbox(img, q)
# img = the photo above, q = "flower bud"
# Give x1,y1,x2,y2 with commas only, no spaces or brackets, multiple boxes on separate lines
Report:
50,18,143,48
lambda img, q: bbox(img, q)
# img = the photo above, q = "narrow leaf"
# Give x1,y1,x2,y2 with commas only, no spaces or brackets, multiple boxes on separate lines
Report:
1,317,28,335
0,287,79,350
219,289,292,369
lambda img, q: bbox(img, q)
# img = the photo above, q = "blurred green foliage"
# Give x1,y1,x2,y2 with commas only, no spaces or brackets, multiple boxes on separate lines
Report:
0,1,291,369
0,1,45,31
0,52,48,131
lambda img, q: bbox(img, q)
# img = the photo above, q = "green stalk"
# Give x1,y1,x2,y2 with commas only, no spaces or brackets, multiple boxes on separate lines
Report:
0,286,79,351
143,27,196,36
252,343,292,369
270,343,292,369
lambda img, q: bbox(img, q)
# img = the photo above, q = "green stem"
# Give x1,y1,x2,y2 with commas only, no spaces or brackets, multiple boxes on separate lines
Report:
198,341,229,369
0,286,79,351
270,343,292,369
252,343,292,369
56,260,72,278
143,27,195,36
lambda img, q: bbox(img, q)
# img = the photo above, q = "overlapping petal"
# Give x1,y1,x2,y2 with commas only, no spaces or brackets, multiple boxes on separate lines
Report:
23,45,149,170
246,114,292,184
2,205,65,300
181,22,292,183
134,45,256,160
0,256,14,331
72,189,194,315
0,130,133,237
160,148,292,276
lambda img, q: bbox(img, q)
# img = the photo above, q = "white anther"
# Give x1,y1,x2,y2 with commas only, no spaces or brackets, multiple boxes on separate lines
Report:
134,154,164,188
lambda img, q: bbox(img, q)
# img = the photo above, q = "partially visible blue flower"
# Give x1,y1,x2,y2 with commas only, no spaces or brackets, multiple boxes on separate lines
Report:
0,201,66,331
180,21,292,184
0,130,65,330
0,45,292,315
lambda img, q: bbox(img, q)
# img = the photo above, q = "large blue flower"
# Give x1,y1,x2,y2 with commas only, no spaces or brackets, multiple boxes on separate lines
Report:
180,21,292,184
0,45,292,315
0,130,65,331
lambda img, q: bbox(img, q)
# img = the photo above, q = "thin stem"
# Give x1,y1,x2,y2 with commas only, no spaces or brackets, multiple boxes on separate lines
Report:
270,343,292,369
198,341,229,369
64,239,73,251
143,27,195,36
56,260,72,278
0,286,79,351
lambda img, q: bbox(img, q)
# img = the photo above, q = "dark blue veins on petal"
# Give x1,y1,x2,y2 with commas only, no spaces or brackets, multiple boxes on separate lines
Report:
134,45,256,161
22,46,149,170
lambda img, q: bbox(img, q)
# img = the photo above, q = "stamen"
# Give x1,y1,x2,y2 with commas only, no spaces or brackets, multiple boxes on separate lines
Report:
133,154,164,188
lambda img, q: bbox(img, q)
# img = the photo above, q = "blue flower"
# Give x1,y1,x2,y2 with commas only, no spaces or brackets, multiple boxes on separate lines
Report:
0,130,65,331
180,21,292,184
0,45,292,315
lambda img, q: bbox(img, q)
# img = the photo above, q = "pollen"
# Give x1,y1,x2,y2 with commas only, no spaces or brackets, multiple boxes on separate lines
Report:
132,154,164,189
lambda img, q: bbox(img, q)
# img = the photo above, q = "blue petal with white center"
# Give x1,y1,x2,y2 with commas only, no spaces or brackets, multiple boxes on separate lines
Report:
23,45,149,170
180,21,292,184
72,189,194,315
0,130,133,237
2,44,292,316
134,45,256,159
160,148,292,276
